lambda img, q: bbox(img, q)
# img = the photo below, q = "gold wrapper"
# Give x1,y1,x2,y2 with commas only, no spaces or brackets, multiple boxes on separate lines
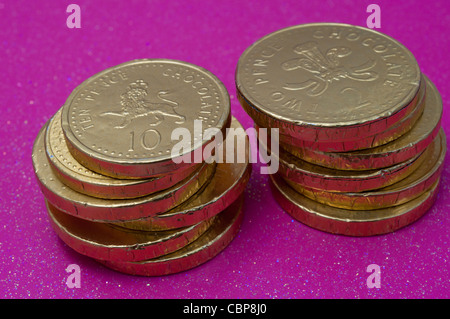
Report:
61,59,231,179
270,173,440,236
282,75,442,169
285,130,446,210
99,196,245,276
45,108,202,199
45,200,215,262
276,75,426,153
33,123,215,222
31,58,253,276
236,23,421,144
259,131,427,193
112,116,252,231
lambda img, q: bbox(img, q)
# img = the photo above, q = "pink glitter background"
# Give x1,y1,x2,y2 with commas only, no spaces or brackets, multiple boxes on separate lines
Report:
1,0,448,299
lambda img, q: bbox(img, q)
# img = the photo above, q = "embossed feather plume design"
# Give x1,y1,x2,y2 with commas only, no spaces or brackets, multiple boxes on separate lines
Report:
282,41,379,96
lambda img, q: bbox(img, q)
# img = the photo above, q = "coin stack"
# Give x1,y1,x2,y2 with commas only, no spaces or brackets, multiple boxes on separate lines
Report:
32,59,252,276
236,23,446,236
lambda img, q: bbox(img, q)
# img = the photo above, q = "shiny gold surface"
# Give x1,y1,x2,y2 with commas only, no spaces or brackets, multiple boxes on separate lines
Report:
45,108,202,199
276,75,426,153
99,196,244,276
61,59,231,179
236,23,421,143
113,116,252,231
283,75,442,169
33,123,215,222
260,131,426,193
286,130,446,210
45,200,215,262
270,173,440,236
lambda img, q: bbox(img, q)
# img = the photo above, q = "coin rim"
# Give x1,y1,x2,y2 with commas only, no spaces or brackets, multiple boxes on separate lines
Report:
281,75,443,169
98,196,245,276
112,116,252,230
45,200,215,262
270,173,440,236
45,108,202,199
32,122,216,222
273,74,426,153
285,130,446,210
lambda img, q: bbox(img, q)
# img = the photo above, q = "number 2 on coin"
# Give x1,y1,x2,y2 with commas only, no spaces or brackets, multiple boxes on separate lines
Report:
340,87,371,110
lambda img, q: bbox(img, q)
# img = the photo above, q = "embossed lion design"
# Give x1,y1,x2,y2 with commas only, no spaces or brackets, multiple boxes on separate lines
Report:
100,79,186,128
281,41,379,96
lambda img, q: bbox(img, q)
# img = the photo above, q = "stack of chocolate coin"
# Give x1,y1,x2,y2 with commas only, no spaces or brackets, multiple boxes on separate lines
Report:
236,23,446,236
32,59,252,275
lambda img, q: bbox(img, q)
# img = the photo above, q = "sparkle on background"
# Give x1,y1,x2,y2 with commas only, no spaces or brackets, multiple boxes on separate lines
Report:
1,0,449,299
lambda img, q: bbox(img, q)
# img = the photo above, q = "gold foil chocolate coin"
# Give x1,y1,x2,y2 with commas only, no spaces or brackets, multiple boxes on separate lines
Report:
275,76,426,153
283,75,443,170
236,23,421,143
270,173,440,236
61,59,231,179
46,108,202,199
113,116,252,231
99,196,244,276
33,124,215,222
286,130,446,210
259,130,426,193
45,200,214,262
